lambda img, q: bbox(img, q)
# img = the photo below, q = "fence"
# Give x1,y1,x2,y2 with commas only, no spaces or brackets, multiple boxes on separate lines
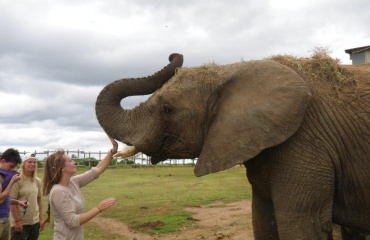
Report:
14,150,197,166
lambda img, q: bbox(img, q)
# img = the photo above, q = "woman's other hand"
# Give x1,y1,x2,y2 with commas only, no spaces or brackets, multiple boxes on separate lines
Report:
97,198,117,212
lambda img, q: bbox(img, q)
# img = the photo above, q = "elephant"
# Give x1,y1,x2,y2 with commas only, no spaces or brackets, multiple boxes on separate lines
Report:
95,52,370,239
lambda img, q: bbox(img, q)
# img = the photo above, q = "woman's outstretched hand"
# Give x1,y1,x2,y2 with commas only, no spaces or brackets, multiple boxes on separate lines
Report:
94,135,119,175
97,198,117,212
108,134,118,154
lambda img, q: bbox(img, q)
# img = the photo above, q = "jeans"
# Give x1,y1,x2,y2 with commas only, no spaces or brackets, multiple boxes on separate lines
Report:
10,223,40,240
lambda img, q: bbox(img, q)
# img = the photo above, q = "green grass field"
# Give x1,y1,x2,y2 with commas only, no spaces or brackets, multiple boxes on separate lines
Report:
36,165,251,239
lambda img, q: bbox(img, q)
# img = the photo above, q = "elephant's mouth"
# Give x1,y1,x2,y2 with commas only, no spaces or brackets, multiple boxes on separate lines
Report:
150,154,166,164
149,134,196,164
150,150,195,164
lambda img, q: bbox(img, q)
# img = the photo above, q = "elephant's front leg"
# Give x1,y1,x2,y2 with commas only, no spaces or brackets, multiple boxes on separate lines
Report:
270,160,335,239
251,190,279,239
246,159,279,239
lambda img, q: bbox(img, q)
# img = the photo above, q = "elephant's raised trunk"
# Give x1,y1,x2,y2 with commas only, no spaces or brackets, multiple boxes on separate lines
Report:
95,53,183,143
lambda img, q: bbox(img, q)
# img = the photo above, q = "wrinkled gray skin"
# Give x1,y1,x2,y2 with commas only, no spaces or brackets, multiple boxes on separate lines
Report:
96,53,370,239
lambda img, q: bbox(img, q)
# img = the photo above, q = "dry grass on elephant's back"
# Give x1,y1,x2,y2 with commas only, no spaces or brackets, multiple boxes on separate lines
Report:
268,47,368,103
345,63,370,92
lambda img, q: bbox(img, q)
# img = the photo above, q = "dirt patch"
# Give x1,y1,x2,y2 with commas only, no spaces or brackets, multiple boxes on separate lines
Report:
171,200,253,240
91,200,345,240
91,200,252,240
138,221,165,231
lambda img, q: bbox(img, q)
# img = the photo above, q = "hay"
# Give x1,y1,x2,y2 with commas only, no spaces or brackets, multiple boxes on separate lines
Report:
158,47,366,103
267,47,359,100
176,63,229,85
159,63,231,95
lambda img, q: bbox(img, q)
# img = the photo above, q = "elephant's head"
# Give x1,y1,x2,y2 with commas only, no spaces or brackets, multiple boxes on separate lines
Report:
96,53,311,176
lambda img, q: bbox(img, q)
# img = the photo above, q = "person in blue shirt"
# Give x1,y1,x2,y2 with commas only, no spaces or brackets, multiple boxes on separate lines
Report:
0,148,28,240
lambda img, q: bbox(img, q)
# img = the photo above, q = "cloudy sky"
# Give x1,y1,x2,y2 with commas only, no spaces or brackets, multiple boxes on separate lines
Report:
1,0,369,156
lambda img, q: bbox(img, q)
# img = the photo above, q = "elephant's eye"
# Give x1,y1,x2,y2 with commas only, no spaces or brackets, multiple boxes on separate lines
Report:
162,104,172,113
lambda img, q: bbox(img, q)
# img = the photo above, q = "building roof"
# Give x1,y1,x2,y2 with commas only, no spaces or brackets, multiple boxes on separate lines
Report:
345,45,370,54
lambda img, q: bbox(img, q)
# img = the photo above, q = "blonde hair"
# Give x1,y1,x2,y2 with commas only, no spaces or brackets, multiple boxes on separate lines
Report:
42,149,66,196
20,157,37,181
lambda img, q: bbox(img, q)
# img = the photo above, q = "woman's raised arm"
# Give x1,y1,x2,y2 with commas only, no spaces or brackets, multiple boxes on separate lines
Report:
94,135,118,175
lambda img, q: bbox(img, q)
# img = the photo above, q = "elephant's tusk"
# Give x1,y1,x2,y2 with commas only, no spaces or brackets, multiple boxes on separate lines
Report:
113,146,139,158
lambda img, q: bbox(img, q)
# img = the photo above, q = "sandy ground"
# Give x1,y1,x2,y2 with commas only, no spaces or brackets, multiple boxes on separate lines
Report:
92,200,345,240
92,200,252,240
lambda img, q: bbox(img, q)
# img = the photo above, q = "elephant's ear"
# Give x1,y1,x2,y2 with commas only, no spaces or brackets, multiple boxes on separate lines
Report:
195,60,311,177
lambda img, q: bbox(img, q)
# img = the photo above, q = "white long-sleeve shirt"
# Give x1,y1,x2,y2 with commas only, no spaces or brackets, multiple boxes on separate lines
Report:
49,168,99,240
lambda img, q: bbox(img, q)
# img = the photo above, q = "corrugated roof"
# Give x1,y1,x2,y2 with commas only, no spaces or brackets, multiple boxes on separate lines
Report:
345,45,370,54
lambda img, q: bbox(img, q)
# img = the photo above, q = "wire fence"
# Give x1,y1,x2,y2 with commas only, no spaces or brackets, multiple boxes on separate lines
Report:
14,150,197,166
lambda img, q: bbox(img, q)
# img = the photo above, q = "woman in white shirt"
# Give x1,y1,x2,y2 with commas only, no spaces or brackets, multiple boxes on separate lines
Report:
42,135,118,240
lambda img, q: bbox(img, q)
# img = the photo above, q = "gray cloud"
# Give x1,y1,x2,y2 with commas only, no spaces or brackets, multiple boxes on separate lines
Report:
1,0,369,153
